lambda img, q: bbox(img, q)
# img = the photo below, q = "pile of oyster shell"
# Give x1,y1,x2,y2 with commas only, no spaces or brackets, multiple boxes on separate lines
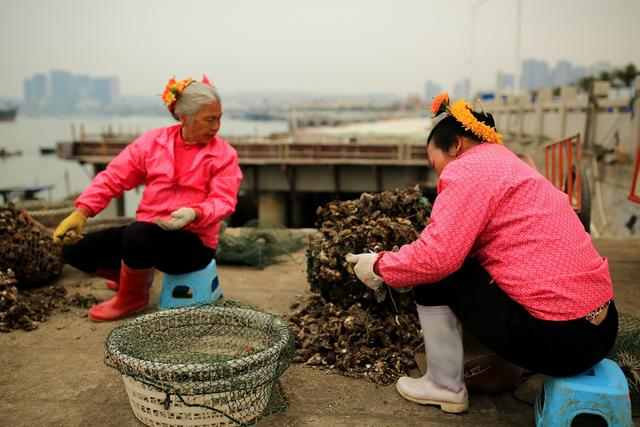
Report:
293,186,432,384
0,267,100,332
306,185,431,308
0,205,101,332
0,204,63,287
288,294,423,385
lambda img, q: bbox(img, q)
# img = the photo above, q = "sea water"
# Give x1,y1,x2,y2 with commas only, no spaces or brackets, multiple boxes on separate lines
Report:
0,115,288,216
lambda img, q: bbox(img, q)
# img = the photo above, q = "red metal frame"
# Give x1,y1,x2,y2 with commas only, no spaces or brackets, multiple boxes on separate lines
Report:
544,134,583,213
628,143,640,204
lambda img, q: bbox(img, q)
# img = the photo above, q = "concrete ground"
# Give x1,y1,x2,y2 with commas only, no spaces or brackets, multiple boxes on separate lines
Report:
1,237,638,427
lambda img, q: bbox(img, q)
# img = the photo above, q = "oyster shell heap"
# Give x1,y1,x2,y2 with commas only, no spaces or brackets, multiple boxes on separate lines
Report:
0,204,63,287
306,185,431,308
289,294,423,385
0,267,100,332
0,204,101,332
292,186,433,384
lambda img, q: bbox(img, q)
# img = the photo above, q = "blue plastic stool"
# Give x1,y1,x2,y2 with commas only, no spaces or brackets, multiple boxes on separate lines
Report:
158,259,222,310
534,358,633,427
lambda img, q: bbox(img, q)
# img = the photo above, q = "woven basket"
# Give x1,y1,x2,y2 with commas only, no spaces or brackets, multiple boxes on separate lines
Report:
105,303,294,426
121,375,274,427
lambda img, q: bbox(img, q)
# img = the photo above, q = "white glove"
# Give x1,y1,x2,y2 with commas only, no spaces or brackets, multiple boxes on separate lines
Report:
345,253,384,291
155,207,197,230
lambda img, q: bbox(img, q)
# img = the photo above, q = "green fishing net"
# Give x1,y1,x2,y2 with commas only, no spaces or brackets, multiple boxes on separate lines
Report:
104,300,295,426
216,220,308,269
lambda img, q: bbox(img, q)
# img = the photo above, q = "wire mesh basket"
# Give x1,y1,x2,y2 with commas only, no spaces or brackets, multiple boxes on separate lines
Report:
104,300,295,426
13,199,75,228
84,217,134,234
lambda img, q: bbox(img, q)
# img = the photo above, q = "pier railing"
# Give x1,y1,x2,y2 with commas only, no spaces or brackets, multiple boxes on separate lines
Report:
544,133,584,214
56,134,428,166
629,143,640,204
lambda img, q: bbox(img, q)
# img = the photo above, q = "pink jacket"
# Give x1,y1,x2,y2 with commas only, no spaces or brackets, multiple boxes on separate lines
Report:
75,124,243,249
378,143,612,321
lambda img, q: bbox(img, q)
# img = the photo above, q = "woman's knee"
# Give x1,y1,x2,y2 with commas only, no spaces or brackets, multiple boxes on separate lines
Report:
121,222,160,267
122,222,158,248
62,242,94,273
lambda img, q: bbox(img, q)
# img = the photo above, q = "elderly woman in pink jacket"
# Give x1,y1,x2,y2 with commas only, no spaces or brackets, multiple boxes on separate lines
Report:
347,94,617,413
53,76,243,322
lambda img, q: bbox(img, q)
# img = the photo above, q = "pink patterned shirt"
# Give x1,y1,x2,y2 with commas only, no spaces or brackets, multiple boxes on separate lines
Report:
378,143,612,320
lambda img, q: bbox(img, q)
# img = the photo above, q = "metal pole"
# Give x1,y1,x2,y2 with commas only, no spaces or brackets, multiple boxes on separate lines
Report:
470,0,487,100
515,0,522,93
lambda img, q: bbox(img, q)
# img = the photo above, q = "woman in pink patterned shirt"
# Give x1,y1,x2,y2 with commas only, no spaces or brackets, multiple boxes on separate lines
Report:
53,76,243,322
347,94,617,413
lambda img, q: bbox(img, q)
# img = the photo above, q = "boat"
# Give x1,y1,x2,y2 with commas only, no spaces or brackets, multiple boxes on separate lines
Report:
39,147,56,155
0,148,23,157
0,107,17,122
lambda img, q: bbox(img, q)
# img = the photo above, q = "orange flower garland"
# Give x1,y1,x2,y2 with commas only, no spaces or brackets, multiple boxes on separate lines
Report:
161,77,194,112
448,99,502,144
430,91,503,145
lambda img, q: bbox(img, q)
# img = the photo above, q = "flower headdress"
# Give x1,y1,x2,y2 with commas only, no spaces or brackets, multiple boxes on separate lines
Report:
430,92,502,144
161,74,214,113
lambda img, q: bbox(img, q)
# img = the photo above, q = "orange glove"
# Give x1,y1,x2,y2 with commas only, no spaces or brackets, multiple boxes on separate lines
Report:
53,209,88,244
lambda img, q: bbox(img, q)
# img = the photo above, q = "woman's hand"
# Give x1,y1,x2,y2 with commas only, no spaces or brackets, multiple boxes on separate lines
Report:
53,209,88,244
155,207,197,230
345,253,384,290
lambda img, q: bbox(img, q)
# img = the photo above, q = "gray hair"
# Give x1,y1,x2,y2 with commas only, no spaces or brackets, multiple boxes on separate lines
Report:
172,81,221,120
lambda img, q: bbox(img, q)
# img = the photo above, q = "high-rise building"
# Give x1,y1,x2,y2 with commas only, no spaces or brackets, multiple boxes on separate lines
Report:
552,60,573,87
496,72,515,94
23,73,47,110
74,74,93,101
521,59,551,91
453,79,470,100
23,80,34,108
424,80,442,104
50,70,75,111
93,76,119,107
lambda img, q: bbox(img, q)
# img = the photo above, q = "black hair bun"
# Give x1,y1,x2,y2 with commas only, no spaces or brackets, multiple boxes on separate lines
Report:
472,111,496,128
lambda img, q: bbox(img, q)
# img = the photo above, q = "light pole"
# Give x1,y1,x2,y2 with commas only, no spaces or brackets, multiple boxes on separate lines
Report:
469,0,487,102
514,0,522,94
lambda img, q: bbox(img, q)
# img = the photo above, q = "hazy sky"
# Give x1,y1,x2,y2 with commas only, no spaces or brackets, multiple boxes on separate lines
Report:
1,0,638,99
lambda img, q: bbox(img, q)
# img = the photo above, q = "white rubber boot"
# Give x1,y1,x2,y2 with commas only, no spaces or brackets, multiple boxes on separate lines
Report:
396,304,468,413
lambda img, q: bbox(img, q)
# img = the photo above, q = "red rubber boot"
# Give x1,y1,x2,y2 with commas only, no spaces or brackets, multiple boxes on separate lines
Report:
88,262,154,322
95,268,119,291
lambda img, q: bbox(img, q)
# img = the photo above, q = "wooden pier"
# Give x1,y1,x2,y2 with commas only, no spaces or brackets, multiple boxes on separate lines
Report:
56,132,428,167
56,132,433,225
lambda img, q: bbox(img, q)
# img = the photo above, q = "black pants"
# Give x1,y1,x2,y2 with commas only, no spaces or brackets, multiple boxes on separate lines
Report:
412,259,618,377
62,221,215,274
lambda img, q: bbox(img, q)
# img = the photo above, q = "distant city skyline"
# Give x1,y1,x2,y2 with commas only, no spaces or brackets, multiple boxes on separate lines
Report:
18,56,633,114
2,0,639,99
424,58,619,101
24,70,119,113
